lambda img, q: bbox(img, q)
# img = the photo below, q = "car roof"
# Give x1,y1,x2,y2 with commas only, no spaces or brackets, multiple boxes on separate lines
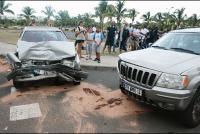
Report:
171,28,200,33
24,26,61,31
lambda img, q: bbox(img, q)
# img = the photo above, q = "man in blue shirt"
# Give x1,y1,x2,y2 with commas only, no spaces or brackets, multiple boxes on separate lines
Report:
94,27,104,63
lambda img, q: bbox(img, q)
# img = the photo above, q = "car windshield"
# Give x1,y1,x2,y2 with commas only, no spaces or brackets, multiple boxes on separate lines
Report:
152,32,200,55
21,31,67,42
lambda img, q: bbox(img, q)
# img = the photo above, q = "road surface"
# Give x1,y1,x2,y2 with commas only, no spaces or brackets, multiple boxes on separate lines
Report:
0,65,200,133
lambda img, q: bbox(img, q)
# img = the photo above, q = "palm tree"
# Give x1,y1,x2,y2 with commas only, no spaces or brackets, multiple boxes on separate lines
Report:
115,0,127,29
173,8,187,28
105,4,116,22
186,14,199,27
41,6,55,20
82,13,95,27
55,10,70,27
94,0,108,30
0,0,14,23
152,12,164,30
20,6,36,25
127,8,138,24
142,11,152,26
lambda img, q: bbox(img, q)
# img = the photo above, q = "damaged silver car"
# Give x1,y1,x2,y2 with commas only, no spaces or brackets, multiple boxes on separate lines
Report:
6,26,88,88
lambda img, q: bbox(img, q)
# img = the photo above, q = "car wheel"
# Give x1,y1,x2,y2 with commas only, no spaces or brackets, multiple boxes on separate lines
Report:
54,77,66,85
183,90,200,128
73,77,81,85
73,81,80,85
13,80,23,88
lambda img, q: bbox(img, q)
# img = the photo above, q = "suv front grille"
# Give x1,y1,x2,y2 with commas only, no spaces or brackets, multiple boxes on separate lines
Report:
119,62,160,88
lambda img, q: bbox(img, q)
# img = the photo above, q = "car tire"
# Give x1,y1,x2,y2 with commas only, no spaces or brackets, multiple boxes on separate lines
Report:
73,77,81,85
13,80,23,89
182,90,200,128
54,77,66,85
120,86,126,94
73,81,80,85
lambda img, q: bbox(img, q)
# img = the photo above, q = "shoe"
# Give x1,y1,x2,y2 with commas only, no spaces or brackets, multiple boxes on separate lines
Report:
80,56,85,58
93,58,98,61
97,59,101,63
89,57,92,60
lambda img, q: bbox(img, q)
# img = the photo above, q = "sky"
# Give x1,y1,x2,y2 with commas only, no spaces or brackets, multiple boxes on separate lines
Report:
4,1,200,23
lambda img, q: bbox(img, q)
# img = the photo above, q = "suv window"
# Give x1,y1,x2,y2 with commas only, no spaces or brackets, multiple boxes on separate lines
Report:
152,32,200,55
21,31,68,42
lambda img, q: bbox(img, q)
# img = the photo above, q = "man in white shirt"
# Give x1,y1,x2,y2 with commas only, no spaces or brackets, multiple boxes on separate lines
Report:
139,24,149,49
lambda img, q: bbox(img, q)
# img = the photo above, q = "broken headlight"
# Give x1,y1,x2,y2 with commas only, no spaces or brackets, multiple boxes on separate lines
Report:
62,60,74,68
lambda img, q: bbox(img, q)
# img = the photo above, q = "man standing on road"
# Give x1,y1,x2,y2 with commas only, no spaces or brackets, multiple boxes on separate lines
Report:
75,21,87,58
103,21,117,54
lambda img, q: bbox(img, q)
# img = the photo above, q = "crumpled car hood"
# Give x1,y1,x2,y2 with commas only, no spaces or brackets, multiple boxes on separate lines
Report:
17,41,76,61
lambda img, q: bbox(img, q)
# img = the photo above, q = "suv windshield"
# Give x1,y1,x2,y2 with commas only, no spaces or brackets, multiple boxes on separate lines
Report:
21,31,67,42
152,32,200,55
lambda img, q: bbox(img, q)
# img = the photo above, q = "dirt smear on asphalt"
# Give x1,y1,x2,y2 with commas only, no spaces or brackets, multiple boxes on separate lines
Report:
0,81,12,89
0,57,11,73
60,82,152,133
61,82,152,118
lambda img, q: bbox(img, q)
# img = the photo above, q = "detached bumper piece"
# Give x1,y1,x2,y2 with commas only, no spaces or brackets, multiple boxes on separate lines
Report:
7,64,88,81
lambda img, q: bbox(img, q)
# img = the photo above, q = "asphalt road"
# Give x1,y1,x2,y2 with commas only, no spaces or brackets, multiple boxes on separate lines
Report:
0,69,200,133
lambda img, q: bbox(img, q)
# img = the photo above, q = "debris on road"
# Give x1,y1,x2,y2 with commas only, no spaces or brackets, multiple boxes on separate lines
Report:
83,88,100,96
107,98,122,104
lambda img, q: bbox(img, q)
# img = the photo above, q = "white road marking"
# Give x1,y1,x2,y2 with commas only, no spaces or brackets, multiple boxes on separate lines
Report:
3,126,8,131
10,87,16,94
10,103,42,121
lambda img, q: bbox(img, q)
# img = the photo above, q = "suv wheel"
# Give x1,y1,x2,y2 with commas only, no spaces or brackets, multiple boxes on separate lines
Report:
120,85,126,94
183,90,200,128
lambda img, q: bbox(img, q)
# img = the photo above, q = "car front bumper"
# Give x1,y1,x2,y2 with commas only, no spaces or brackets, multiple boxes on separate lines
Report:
120,77,193,111
7,63,88,82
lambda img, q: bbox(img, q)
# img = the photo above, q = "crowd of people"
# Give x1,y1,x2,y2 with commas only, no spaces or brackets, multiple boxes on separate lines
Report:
74,20,162,63
29,19,162,64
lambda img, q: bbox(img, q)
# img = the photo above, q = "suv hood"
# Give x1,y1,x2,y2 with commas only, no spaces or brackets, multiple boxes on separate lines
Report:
17,41,76,61
119,47,200,74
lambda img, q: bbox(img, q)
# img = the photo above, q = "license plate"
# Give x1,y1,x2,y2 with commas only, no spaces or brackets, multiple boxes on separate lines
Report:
123,81,142,96
34,70,45,75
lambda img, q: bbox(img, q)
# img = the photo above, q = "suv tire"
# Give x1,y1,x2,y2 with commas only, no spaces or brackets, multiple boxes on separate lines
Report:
183,90,200,128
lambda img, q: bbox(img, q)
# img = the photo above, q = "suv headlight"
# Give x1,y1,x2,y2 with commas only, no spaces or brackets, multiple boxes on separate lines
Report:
156,73,189,89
